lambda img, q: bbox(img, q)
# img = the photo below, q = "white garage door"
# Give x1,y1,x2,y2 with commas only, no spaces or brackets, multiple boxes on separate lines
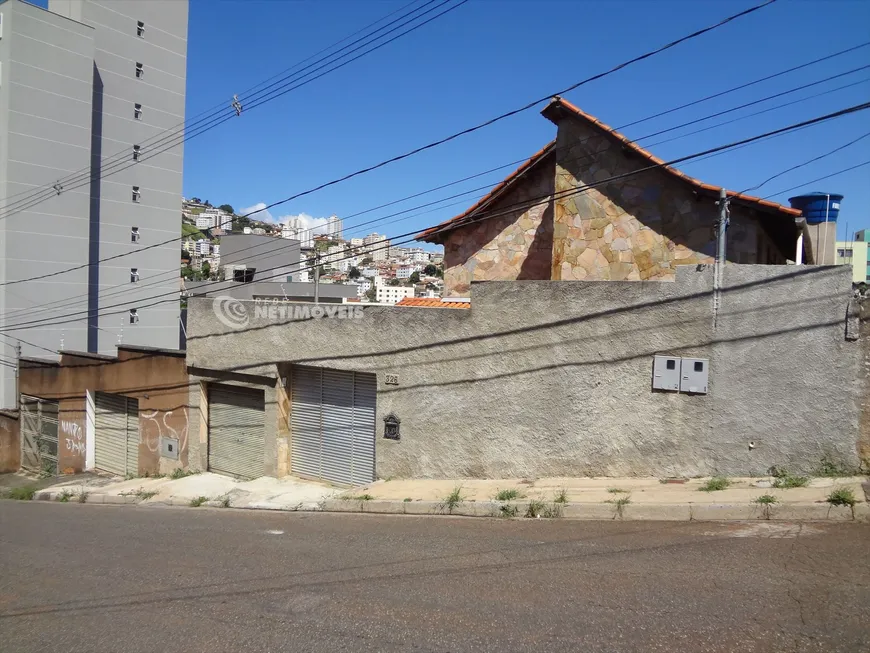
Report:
208,384,265,480
94,392,139,476
291,366,376,486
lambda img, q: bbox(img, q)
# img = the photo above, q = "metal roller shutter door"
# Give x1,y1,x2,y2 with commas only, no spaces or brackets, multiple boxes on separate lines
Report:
290,366,376,486
94,392,138,476
208,385,265,480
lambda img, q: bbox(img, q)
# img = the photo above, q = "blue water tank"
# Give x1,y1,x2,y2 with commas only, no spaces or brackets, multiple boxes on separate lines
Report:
788,192,843,225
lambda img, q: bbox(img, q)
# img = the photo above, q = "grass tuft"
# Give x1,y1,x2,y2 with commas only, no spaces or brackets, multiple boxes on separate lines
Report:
7,486,37,501
58,489,74,503
753,494,779,505
189,496,208,507
525,499,546,518
772,473,809,489
553,488,569,504
607,487,628,494
440,486,465,514
815,456,855,478
699,477,731,492
494,488,524,501
77,491,89,504
403,497,412,503
826,487,856,508
499,503,519,518
169,468,197,480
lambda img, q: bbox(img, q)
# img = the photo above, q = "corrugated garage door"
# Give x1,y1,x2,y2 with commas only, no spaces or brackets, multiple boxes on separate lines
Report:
291,366,376,486
94,392,139,476
208,384,265,480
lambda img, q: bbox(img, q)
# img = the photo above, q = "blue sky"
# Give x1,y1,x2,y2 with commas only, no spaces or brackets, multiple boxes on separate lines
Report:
45,0,870,245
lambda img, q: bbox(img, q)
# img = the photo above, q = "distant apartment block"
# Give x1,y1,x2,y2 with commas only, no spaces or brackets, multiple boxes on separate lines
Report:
835,229,869,284
0,0,189,407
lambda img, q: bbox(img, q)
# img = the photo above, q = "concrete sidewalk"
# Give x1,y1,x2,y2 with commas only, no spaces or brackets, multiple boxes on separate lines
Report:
326,476,870,521
12,473,869,521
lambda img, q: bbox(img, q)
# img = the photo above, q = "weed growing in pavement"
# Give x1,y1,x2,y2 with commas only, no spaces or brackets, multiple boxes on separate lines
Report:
499,503,519,518
753,494,778,519
525,499,547,518
58,489,74,503
553,488,569,504
7,486,37,500
494,488,524,501
699,477,731,492
170,468,197,480
542,503,564,518
124,473,136,481
606,495,631,518
189,496,208,507
826,487,856,508
219,495,231,508
772,473,809,489
607,487,628,494
815,456,856,478
77,491,89,504
403,497,412,502
121,487,158,500
439,486,465,514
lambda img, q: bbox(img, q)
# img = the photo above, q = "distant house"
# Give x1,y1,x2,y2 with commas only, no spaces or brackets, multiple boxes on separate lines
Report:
417,97,810,297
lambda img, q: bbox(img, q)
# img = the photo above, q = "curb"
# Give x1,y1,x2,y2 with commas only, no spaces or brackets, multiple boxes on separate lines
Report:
11,495,868,522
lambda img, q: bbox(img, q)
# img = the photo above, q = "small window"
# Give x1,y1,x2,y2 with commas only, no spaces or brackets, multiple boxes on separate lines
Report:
131,226,140,243
694,361,704,372
136,20,145,37
132,186,140,202
133,103,142,120
132,144,140,161
666,359,676,370
129,309,139,324
130,268,139,282
135,62,143,78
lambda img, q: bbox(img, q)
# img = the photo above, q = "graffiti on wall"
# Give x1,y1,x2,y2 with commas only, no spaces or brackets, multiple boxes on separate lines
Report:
60,419,85,457
140,409,188,454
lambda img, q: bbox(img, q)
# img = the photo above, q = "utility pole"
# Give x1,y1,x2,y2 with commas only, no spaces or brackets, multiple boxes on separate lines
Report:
313,253,320,304
14,342,21,411
713,187,729,326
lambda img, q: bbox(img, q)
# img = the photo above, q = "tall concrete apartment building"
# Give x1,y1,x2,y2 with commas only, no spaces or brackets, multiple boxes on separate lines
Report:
0,0,188,407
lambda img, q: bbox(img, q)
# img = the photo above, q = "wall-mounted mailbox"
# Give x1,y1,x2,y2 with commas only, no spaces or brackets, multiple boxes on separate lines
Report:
652,355,681,391
160,436,179,460
679,358,709,394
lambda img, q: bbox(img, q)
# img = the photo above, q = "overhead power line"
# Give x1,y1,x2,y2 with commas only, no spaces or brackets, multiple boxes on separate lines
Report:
2,100,866,335
0,0,468,221
0,0,447,210
0,0,786,292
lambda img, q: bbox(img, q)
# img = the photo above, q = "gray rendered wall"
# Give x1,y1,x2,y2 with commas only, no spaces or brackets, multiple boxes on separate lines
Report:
49,0,188,354
0,0,95,407
220,234,302,282
186,264,862,479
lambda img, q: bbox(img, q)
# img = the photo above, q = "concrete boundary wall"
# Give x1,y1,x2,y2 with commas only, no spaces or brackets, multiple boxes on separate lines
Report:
186,264,864,479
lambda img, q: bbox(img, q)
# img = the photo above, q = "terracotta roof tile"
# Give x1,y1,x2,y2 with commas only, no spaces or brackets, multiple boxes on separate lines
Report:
395,297,470,309
416,99,800,244
416,141,556,243
542,97,801,217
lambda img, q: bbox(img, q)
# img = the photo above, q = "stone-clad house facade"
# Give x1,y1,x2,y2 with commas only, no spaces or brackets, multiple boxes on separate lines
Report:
418,97,809,297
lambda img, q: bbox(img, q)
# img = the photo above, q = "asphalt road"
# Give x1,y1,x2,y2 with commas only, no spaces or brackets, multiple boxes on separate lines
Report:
0,503,868,653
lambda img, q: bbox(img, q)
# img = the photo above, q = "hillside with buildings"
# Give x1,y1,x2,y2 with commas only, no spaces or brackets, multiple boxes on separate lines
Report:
181,198,444,302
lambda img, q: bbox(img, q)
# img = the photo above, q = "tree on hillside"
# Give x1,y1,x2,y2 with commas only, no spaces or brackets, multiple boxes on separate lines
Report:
233,215,252,232
348,266,361,280
201,261,211,279
365,287,377,302
409,271,420,285
361,257,373,265
218,204,234,215
387,278,401,287
423,263,439,277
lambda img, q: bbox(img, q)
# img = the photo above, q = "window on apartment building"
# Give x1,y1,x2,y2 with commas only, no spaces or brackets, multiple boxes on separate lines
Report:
132,186,140,202
134,103,142,120
129,309,139,324
131,226,140,243
130,268,139,283
136,21,145,37
135,62,144,78
132,144,141,161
